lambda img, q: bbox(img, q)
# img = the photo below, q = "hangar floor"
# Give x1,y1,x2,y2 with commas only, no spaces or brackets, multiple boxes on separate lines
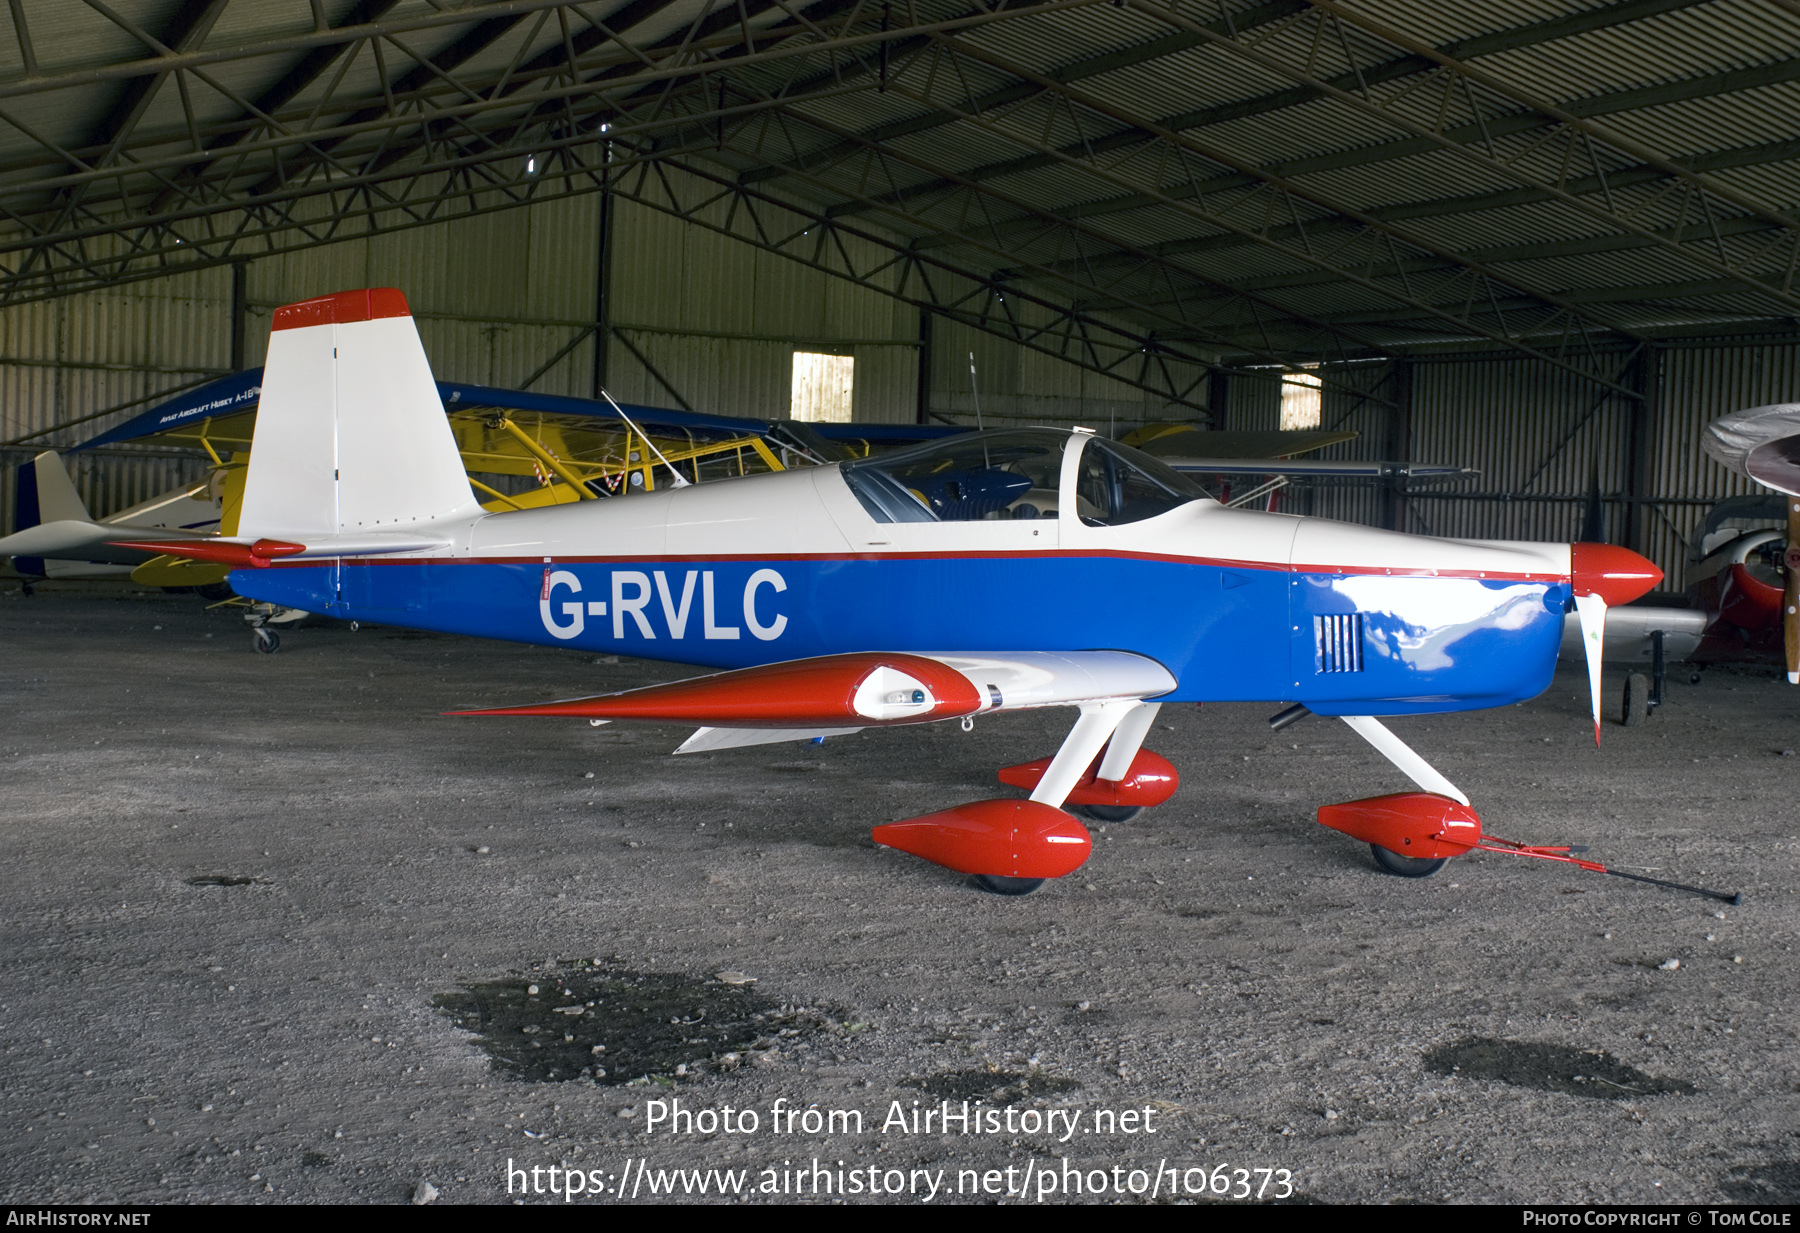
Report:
2,583,1796,1206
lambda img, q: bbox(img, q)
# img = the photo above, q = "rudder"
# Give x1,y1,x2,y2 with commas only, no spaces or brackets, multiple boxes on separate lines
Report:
238,288,478,540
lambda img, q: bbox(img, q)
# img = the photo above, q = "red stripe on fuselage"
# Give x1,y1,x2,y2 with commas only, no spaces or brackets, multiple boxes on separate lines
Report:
261,548,1567,585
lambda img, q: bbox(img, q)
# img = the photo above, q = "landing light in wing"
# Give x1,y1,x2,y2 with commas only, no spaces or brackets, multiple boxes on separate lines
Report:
447,652,982,727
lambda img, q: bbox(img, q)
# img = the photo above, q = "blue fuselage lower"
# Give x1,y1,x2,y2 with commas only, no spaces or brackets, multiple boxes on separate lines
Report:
233,552,1570,716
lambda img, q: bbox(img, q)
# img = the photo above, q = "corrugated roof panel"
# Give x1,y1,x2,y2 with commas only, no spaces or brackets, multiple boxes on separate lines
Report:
1470,0,1800,101
1339,0,1626,53
1597,78,1800,162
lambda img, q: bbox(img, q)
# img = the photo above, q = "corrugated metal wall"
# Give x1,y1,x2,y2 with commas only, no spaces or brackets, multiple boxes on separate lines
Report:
4,165,1799,599
1193,344,1800,592
926,314,1192,429
1407,355,1636,546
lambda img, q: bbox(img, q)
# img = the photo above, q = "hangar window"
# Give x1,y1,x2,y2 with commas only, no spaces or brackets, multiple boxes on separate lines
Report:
791,351,854,422
1280,366,1321,431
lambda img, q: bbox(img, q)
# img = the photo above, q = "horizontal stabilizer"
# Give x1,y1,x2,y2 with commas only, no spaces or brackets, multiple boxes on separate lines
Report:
108,537,304,569
3,518,202,559
674,726,864,754
108,532,449,568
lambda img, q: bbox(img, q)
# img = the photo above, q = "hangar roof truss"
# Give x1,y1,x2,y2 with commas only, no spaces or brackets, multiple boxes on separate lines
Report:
3,0,1798,398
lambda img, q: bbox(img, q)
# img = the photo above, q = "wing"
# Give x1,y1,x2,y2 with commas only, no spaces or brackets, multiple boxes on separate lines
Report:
1159,456,1476,479
449,650,1177,751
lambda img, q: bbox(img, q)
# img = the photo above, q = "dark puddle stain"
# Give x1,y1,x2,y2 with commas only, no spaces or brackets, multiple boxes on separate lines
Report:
1424,1036,1693,1100
1721,1160,1800,1202
433,961,844,1085
186,875,261,887
300,1151,332,1169
909,1070,1081,1102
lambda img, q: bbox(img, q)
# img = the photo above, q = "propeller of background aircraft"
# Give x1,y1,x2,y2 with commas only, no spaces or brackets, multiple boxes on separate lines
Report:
1703,403,1800,684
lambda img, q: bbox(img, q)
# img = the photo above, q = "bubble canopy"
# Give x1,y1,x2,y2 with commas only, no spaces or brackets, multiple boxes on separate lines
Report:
840,429,1207,526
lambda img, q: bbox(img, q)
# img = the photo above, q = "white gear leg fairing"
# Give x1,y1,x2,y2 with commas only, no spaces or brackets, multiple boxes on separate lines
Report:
1096,701,1161,782
1028,700,1142,807
1339,715,1470,806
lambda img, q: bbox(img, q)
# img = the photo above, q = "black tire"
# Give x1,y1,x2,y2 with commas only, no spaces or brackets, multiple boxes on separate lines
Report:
197,582,234,602
1078,803,1143,823
971,874,1046,896
20,580,35,597
1621,673,1651,726
252,628,280,655
1369,844,1447,878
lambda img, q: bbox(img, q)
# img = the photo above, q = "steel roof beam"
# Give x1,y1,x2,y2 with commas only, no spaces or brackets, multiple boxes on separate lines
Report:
73,0,230,166
0,0,1084,215
1127,0,1800,316
739,0,1311,190
911,63,1800,255
325,0,700,189
1053,145,1800,312
824,0,1710,222
0,126,1236,418
0,0,1092,101
683,97,1405,381
142,0,405,213
1131,265,1797,334
875,35,1645,394
603,150,1222,415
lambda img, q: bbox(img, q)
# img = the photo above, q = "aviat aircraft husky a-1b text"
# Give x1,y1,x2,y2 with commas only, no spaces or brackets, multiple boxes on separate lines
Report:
124,288,1670,897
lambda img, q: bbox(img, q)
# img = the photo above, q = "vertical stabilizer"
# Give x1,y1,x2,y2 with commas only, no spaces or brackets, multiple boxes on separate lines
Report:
238,288,480,540
19,451,92,527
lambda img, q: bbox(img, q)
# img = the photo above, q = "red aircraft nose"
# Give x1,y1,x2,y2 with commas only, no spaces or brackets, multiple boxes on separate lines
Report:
1569,543,1662,606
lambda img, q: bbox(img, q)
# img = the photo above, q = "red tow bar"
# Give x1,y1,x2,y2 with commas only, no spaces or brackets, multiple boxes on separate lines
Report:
1319,792,1743,904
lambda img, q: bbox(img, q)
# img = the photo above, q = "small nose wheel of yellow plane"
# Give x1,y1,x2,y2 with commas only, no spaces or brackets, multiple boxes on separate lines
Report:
252,626,281,654
1369,844,1448,878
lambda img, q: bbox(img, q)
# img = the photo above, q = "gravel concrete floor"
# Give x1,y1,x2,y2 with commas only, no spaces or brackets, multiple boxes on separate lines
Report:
1,582,1796,1206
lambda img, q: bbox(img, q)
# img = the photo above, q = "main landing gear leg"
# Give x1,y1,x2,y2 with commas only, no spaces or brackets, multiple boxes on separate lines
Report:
1337,715,1470,878
971,700,1139,897
1079,701,1162,823
1028,700,1143,809
878,703,1148,897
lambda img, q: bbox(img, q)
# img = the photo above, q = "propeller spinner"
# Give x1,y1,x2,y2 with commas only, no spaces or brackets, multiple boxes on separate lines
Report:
1569,542,1664,745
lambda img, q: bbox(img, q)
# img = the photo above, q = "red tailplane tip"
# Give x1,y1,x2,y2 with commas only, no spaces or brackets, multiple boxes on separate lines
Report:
108,538,304,569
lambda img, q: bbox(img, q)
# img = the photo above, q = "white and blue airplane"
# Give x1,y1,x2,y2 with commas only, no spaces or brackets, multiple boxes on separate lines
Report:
119,289,1663,895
